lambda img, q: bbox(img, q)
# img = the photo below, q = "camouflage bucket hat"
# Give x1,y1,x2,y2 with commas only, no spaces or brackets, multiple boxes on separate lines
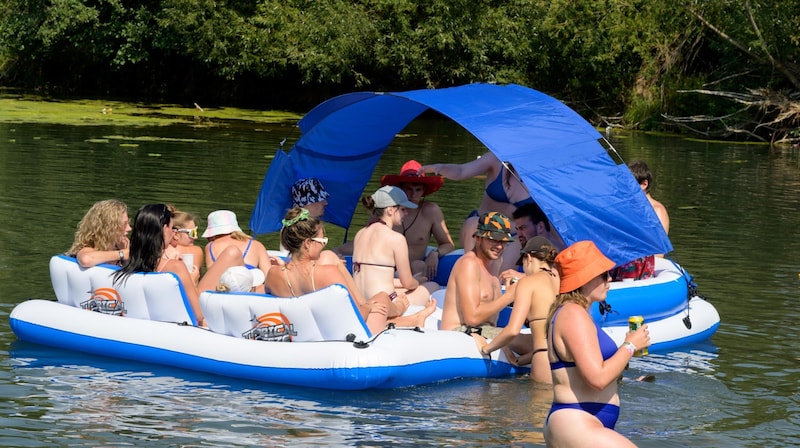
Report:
474,212,515,242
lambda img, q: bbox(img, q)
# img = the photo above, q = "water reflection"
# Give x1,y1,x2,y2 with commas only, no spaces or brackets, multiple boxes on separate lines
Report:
2,120,800,446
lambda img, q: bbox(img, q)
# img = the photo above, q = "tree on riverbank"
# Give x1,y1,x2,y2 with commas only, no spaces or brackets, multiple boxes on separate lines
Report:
0,0,797,144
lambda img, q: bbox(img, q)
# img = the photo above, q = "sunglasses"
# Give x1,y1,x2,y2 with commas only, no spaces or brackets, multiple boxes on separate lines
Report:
310,237,328,246
174,227,198,239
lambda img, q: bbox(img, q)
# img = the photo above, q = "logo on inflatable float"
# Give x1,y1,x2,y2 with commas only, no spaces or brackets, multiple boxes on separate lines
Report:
244,312,297,342
81,287,126,316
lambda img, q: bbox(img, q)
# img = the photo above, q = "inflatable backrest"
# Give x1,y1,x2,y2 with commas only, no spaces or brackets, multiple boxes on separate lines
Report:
199,292,325,342
141,272,196,325
199,292,263,337
199,284,370,342
84,262,143,317
50,254,196,325
302,284,371,340
50,255,93,307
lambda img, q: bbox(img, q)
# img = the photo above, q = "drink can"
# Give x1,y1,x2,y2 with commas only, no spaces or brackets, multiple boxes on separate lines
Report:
628,316,648,356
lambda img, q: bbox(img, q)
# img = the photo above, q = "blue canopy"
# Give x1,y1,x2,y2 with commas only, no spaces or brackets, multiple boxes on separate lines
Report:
250,83,671,264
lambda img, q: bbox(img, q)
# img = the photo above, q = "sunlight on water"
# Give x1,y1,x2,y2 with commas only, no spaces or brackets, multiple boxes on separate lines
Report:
1,118,799,446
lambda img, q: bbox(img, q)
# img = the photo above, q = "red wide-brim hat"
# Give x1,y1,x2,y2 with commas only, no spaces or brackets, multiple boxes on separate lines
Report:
380,160,444,197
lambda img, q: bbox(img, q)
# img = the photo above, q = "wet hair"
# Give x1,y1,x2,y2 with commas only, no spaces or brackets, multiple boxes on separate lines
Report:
512,202,551,232
280,207,322,255
360,195,388,218
67,199,129,256
628,160,653,193
113,204,173,284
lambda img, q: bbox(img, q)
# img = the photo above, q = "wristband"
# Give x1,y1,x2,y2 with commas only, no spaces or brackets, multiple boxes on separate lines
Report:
621,341,636,356
118,250,125,262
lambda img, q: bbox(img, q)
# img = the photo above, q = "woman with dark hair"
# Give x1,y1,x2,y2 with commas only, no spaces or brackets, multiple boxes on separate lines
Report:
266,207,435,334
114,204,252,327
543,241,650,447
476,236,560,383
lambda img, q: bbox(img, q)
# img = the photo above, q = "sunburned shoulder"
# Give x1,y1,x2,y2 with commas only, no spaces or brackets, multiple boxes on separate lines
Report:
451,251,480,273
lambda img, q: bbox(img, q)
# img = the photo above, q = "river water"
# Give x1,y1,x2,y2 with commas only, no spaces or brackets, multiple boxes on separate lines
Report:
0,114,798,446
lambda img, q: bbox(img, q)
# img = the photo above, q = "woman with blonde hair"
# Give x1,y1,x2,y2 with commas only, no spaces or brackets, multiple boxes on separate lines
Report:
67,199,132,268
543,241,650,447
171,210,204,278
114,204,253,327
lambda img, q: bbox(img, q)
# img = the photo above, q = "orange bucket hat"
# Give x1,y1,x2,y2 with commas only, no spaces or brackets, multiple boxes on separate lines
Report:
555,240,616,293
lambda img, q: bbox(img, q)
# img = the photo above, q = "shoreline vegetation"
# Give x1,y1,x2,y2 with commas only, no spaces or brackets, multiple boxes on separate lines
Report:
0,94,302,127
1,0,798,144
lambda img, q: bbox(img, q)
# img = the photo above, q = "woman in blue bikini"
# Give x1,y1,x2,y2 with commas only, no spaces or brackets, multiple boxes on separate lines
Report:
544,240,650,447
419,152,531,273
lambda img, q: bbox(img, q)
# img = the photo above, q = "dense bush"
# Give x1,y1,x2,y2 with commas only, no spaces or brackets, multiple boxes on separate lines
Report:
1,0,798,140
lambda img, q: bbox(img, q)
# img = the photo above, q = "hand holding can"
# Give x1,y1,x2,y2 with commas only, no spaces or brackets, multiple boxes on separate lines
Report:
628,316,649,356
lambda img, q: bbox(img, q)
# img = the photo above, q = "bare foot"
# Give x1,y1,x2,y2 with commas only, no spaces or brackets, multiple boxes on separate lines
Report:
390,298,436,328
389,293,410,317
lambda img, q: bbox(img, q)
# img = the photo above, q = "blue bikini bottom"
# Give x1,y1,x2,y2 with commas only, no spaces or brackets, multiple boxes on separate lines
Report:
546,402,620,429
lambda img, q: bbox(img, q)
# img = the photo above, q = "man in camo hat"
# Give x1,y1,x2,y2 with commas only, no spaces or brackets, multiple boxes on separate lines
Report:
440,212,518,339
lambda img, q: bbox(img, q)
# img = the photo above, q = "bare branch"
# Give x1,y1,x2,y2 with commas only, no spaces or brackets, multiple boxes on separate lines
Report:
689,3,800,90
687,6,766,65
663,88,800,144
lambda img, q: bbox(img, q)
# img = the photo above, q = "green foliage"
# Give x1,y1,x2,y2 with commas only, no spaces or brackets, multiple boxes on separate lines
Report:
0,0,798,139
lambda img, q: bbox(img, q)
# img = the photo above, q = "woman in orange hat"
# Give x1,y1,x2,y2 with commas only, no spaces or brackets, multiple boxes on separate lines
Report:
543,240,650,447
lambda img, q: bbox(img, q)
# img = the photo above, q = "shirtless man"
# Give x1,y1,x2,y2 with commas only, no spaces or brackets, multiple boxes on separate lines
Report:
611,160,669,281
512,202,565,251
629,160,669,235
499,202,566,285
440,212,518,338
381,160,455,280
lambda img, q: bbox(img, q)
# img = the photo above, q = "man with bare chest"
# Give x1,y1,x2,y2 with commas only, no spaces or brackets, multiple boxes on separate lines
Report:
440,212,517,337
381,160,455,281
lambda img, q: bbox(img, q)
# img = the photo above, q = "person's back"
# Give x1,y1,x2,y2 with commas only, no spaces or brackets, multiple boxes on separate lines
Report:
267,261,344,298
203,210,271,279
380,160,455,279
353,218,405,299
352,186,438,307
